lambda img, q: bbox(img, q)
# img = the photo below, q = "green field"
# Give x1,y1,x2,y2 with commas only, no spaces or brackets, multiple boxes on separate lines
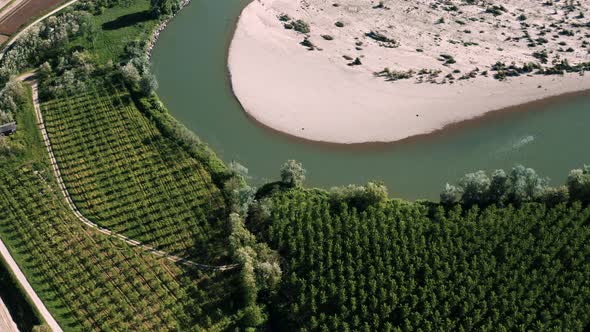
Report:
0,83,241,330
41,81,229,262
70,0,159,64
254,189,590,331
0,167,242,331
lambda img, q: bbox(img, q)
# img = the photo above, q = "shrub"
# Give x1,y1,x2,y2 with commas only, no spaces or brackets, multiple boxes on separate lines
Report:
292,19,310,34
280,160,306,187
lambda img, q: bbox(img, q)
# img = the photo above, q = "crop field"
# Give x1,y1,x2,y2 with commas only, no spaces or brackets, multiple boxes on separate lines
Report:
259,190,590,331
41,83,228,262
0,166,240,331
0,0,63,38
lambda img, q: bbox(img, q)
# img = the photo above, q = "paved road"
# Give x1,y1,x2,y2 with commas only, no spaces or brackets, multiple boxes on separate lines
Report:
0,239,63,332
0,297,19,332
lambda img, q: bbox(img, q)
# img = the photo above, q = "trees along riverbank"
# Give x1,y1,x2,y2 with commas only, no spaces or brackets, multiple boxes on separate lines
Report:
245,161,590,331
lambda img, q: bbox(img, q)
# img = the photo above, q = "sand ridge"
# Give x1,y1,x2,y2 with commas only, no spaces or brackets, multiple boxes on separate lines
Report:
229,0,590,143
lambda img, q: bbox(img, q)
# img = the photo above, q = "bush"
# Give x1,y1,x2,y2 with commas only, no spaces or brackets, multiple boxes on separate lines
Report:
459,171,490,206
443,165,549,206
292,19,310,34
567,166,590,203
330,182,389,209
280,160,306,187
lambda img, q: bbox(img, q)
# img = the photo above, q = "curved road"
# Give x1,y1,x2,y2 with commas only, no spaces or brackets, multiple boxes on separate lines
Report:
23,74,237,271
0,239,63,332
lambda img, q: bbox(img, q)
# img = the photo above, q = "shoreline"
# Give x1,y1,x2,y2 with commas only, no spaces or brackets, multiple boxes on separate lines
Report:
228,0,590,144
233,86,590,150
146,0,191,60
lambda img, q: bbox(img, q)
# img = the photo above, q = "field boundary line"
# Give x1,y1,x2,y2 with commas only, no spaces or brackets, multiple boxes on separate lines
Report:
22,74,237,272
0,238,63,332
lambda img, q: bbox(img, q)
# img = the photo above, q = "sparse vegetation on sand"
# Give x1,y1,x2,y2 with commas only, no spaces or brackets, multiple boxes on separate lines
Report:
229,0,590,143
269,0,590,85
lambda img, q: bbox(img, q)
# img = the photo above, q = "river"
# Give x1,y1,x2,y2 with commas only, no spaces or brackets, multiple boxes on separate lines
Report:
151,0,590,200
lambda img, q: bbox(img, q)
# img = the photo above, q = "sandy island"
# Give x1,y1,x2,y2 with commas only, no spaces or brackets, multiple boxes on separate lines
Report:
229,0,590,144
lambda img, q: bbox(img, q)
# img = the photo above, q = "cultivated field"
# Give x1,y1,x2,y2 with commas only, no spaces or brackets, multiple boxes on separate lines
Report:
258,189,590,330
0,0,63,43
41,82,229,262
0,166,222,331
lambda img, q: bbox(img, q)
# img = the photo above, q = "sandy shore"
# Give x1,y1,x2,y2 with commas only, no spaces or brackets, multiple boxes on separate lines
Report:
229,0,590,144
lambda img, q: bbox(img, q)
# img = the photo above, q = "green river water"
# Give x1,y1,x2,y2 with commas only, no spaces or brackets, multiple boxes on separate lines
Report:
151,0,590,200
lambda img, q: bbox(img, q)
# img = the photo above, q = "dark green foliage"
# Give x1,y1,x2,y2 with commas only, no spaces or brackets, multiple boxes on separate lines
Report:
291,19,310,34
254,189,590,331
567,165,590,204
150,0,182,18
0,255,42,331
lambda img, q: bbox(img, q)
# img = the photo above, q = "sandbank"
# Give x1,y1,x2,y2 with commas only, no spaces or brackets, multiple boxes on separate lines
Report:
229,0,590,143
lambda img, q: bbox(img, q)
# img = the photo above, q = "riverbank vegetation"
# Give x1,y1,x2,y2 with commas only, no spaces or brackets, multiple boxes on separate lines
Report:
441,164,590,207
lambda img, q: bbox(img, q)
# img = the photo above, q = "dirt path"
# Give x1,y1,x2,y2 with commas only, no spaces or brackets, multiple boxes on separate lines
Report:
0,239,63,332
22,74,237,271
0,297,18,332
0,0,78,58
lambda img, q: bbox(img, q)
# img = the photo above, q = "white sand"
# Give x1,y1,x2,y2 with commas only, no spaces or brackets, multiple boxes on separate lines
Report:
229,0,590,144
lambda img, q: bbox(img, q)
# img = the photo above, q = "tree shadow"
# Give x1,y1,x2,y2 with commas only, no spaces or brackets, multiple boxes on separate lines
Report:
102,11,152,30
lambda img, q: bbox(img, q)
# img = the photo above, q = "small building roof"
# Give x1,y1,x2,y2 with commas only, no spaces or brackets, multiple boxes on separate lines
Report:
0,122,16,134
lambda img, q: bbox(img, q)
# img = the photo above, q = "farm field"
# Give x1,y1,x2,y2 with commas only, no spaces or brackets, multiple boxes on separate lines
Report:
0,0,63,43
0,165,241,331
254,189,590,331
41,81,229,263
